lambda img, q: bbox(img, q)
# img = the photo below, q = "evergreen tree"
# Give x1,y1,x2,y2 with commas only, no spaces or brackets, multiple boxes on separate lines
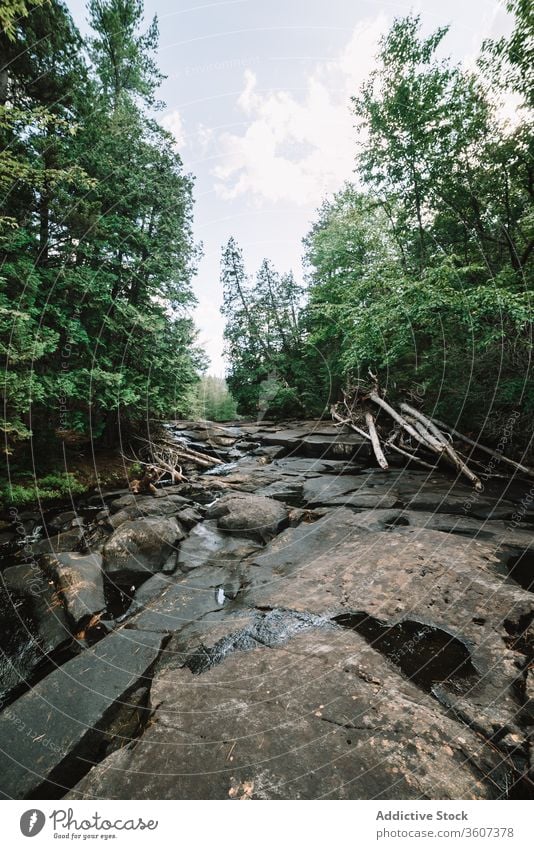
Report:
1,0,203,461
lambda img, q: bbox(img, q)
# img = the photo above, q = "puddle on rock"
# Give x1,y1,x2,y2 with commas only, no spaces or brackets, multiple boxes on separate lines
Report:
334,611,478,695
506,549,534,593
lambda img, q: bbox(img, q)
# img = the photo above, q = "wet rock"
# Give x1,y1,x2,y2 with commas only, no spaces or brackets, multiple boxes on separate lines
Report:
249,524,533,744
260,426,312,448
32,527,84,555
126,566,241,633
2,417,531,802
300,431,370,460
184,608,324,674
177,520,260,572
41,552,106,629
272,457,360,475
328,492,398,509
0,531,15,545
109,494,189,529
255,480,304,504
206,492,287,541
103,517,185,584
248,508,365,581
124,573,174,617
251,444,286,459
333,612,479,695
162,552,178,574
0,565,72,704
0,629,166,799
1,564,69,650
67,629,513,800
205,460,279,492
47,511,77,532
301,475,365,504
176,506,203,530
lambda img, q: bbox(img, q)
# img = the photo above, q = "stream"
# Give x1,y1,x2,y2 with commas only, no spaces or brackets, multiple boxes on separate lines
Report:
0,418,532,800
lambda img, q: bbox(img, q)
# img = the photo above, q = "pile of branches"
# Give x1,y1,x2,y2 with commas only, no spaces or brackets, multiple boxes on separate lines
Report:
122,434,223,494
332,380,534,490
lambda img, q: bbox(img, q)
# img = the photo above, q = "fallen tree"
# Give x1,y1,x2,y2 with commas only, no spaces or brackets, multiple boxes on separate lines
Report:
331,380,534,490
121,433,224,494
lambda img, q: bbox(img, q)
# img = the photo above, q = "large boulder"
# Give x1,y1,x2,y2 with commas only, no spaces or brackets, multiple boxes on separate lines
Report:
41,552,106,629
206,492,287,541
103,517,185,584
108,491,188,515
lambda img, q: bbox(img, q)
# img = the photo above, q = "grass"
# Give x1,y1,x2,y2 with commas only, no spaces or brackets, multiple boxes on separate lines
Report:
0,472,88,507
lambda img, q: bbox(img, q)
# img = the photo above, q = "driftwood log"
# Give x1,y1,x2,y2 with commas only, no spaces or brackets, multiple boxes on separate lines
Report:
332,380,532,489
122,432,224,495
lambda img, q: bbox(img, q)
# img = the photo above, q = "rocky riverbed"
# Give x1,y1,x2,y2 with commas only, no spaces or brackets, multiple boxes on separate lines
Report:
0,419,533,800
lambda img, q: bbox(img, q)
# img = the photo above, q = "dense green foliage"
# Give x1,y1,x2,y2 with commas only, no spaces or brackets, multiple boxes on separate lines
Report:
1,0,203,464
222,5,533,450
187,375,238,422
221,238,308,417
0,471,87,506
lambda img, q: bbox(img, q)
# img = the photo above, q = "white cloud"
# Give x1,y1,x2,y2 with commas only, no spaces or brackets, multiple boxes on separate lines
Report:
161,109,187,149
213,16,387,206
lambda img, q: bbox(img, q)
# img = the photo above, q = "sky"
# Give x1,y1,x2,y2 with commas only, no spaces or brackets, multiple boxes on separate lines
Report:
67,0,512,375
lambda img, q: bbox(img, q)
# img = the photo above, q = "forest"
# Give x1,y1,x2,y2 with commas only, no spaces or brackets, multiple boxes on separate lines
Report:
0,0,532,506
1,0,204,493
222,0,533,455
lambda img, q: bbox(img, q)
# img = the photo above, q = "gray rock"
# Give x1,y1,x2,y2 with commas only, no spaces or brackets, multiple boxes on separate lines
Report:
103,517,185,584
32,527,84,555
109,495,189,529
177,520,260,572
176,506,203,530
47,511,77,532
41,552,106,629
301,475,360,503
249,524,533,743
126,566,241,633
67,629,512,800
124,573,174,616
2,564,70,650
0,565,72,704
0,629,166,799
206,492,287,541
255,480,304,503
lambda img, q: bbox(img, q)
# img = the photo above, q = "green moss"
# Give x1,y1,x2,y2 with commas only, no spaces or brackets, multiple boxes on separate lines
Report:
0,472,88,507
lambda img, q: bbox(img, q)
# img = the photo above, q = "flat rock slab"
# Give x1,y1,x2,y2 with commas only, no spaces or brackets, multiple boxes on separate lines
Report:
248,508,368,579
0,629,166,799
41,552,105,629
272,458,361,475
301,475,364,505
177,520,260,572
248,525,533,739
126,566,242,633
67,629,511,800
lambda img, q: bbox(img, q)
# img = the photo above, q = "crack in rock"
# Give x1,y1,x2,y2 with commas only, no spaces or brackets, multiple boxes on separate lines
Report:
184,608,327,674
